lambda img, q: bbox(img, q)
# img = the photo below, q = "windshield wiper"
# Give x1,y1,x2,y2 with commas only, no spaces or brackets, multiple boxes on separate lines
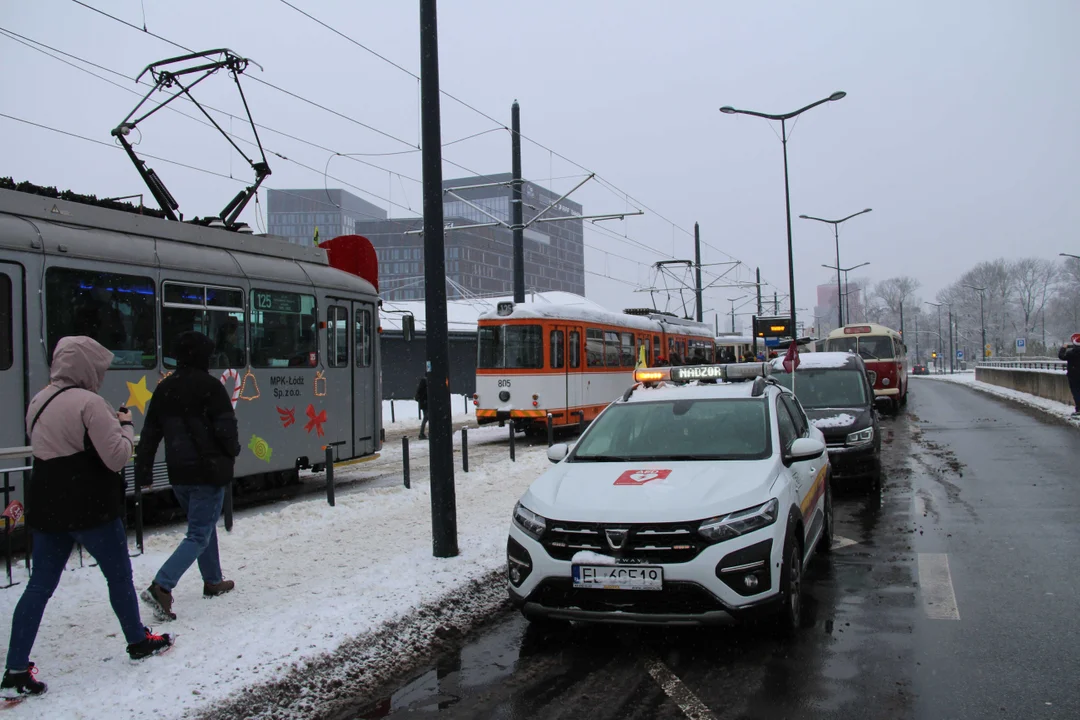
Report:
572,454,636,462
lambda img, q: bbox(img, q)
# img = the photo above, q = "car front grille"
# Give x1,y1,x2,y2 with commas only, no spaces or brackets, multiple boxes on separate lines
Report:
541,519,709,563
532,578,726,615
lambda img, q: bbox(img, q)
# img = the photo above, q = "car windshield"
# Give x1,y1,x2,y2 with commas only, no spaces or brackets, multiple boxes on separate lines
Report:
771,369,869,409
572,398,770,462
826,335,895,360
477,324,543,369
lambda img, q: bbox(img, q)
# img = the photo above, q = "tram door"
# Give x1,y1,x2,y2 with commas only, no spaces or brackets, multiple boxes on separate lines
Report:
557,324,583,425
352,301,377,457
0,263,25,457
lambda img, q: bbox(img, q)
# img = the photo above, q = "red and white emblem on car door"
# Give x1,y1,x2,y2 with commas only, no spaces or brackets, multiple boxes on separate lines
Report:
614,469,672,486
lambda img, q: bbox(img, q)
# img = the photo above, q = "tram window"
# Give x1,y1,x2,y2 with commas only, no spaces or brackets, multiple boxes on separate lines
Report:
162,282,246,369
250,289,317,368
0,274,10,371
477,325,543,369
569,330,581,368
327,306,349,367
620,333,634,367
601,331,618,367
586,329,604,367
550,330,564,369
355,308,373,368
45,267,156,369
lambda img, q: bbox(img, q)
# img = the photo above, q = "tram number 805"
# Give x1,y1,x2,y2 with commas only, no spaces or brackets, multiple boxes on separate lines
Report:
498,379,512,388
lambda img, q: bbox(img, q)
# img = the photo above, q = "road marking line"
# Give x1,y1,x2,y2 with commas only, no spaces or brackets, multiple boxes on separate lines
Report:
918,553,960,620
644,655,717,720
832,535,859,550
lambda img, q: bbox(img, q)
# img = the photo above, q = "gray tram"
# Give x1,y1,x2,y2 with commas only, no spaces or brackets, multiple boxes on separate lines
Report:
0,187,382,502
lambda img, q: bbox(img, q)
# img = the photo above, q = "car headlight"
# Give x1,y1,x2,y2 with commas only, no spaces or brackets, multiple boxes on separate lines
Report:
513,502,546,539
846,427,874,446
698,498,778,542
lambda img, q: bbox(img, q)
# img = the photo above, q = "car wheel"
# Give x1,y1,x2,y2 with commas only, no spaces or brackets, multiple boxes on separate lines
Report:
776,520,804,637
900,389,908,406
819,478,834,555
870,457,883,491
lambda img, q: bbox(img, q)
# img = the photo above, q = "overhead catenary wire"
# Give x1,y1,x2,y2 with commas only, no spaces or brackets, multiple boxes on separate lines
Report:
63,0,784,298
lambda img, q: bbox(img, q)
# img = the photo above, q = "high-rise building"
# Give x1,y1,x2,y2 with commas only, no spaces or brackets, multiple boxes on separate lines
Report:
266,188,387,247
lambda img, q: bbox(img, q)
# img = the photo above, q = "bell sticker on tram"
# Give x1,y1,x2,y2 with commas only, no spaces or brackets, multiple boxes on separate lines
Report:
614,469,672,486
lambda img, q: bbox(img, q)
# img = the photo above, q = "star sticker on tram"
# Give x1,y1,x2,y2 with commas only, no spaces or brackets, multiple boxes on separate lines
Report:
125,376,153,414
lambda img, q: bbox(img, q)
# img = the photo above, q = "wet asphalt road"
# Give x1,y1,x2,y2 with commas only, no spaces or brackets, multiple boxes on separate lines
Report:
339,379,1080,720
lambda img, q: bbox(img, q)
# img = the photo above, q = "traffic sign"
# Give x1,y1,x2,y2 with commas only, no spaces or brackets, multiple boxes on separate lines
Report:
956,350,964,360
1016,338,1027,355
764,337,780,348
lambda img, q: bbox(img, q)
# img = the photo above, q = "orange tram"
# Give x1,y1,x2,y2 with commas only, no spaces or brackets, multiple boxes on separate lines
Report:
473,301,715,432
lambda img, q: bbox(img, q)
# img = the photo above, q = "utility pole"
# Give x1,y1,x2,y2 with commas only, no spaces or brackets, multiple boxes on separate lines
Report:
756,267,763,315
948,307,955,373
419,0,457,558
694,222,703,322
774,292,779,315
914,312,920,364
511,100,524,304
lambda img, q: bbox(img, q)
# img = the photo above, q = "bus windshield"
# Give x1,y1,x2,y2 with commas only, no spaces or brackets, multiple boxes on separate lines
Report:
478,325,544,369
827,335,895,360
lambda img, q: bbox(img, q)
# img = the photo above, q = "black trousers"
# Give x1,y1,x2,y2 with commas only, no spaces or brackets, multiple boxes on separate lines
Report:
1069,373,1080,411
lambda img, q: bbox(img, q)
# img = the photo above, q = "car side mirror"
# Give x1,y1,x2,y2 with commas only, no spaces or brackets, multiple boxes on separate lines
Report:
547,443,569,464
785,437,826,465
866,370,877,385
402,314,415,343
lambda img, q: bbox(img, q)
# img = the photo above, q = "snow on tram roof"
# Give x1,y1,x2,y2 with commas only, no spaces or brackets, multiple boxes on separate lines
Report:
480,297,714,336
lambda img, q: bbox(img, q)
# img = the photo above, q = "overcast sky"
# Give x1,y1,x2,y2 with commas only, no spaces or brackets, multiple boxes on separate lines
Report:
3,0,1077,333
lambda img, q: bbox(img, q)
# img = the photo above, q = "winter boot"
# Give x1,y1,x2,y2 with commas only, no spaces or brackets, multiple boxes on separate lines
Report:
127,628,173,660
141,582,176,621
203,579,235,597
1,663,46,700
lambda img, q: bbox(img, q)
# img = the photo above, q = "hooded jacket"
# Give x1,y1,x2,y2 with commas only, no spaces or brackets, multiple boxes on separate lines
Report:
134,332,241,488
25,336,135,532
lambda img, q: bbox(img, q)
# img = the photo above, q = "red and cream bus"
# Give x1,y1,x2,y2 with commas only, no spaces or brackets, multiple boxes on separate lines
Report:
825,323,908,409
474,302,715,432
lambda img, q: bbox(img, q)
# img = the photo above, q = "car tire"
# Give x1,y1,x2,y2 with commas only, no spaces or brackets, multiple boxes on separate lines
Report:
819,478,834,555
776,518,804,637
870,457,883,491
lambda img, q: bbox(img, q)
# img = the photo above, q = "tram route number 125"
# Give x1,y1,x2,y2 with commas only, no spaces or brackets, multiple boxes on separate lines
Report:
498,379,512,388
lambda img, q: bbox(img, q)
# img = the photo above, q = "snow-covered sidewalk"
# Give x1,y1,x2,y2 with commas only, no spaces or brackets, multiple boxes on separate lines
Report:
0,425,549,719
915,371,1079,424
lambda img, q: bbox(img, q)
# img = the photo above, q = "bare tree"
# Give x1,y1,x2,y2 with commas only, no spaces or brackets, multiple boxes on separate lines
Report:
1008,258,1057,344
870,276,921,331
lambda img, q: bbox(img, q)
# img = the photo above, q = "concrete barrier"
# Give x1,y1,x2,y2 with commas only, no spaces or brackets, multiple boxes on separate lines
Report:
975,366,1074,406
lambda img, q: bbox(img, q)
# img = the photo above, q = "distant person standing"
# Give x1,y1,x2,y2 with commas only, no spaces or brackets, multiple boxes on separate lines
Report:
415,376,429,439
1059,333,1080,416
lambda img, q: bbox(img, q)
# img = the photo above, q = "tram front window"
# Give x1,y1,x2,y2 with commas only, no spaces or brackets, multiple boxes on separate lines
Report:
250,290,317,368
477,325,543,369
45,267,157,368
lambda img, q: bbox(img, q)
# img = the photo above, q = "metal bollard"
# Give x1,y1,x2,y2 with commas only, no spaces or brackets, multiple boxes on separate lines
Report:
576,410,585,435
547,413,554,447
130,467,144,556
390,400,395,424
325,446,336,507
223,481,234,532
403,436,411,489
509,422,516,462
461,427,469,473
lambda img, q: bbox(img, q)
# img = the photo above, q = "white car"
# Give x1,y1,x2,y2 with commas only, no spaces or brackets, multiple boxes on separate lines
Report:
506,363,833,632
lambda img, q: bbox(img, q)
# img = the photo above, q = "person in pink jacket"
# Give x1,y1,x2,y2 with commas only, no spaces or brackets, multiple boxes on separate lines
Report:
1,337,172,701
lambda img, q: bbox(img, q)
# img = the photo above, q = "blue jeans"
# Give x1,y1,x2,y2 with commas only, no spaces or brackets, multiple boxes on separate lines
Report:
6,519,145,670
154,485,225,592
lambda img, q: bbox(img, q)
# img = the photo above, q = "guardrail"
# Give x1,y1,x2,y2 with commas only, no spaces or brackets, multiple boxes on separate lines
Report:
977,359,1065,371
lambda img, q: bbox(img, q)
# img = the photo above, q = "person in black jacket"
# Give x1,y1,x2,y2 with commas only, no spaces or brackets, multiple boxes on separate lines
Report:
1059,333,1080,415
415,376,429,440
135,331,241,621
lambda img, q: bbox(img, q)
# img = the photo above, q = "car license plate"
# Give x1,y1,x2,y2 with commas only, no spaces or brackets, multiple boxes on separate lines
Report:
572,565,663,591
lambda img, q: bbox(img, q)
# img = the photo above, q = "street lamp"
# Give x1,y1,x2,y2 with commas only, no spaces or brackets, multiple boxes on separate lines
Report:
1061,253,1080,260
799,208,872,328
964,284,987,360
720,91,847,346
822,261,869,323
